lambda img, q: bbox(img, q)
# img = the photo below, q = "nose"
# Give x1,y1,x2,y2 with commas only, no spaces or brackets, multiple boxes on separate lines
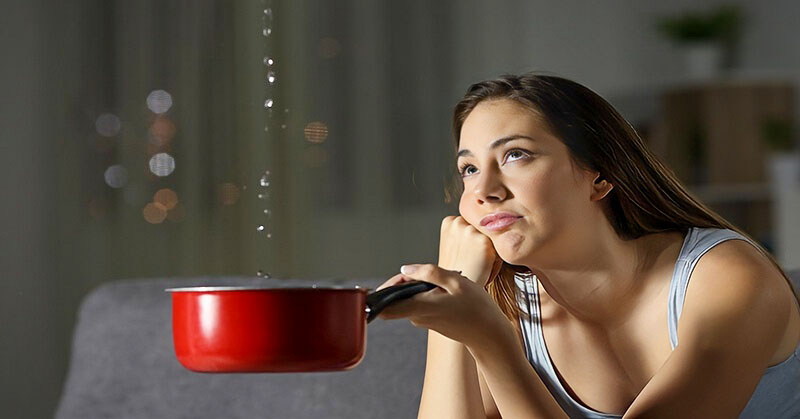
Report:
472,169,507,204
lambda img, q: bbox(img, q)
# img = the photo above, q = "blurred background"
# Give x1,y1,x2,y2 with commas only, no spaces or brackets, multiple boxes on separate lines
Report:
2,0,800,417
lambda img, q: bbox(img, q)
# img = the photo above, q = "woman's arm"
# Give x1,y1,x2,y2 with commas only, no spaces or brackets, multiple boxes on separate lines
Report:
478,367,502,419
417,215,505,418
392,264,570,419
620,240,792,418
417,330,486,419
468,319,569,419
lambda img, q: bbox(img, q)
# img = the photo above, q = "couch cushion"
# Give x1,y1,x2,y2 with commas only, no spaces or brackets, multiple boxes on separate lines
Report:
55,277,427,419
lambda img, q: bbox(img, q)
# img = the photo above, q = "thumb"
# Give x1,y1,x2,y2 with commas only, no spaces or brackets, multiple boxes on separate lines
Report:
400,264,458,293
376,272,409,291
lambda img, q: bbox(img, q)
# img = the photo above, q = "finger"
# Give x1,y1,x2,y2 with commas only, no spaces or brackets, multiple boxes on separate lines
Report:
376,272,409,291
376,296,422,320
399,263,461,293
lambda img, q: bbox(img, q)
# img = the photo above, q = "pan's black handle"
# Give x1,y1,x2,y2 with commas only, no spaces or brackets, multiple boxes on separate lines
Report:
365,281,437,323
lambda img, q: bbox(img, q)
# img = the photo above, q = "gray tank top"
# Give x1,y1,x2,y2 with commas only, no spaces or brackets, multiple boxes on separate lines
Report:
515,227,800,418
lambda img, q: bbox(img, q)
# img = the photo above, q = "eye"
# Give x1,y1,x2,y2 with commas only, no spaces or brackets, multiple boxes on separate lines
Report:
457,163,476,177
505,149,530,163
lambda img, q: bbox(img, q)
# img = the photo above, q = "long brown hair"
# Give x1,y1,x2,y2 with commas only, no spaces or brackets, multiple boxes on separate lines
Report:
448,72,799,323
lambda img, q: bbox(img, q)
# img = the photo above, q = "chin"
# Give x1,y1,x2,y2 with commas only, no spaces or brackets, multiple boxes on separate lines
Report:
494,247,523,267
494,234,535,267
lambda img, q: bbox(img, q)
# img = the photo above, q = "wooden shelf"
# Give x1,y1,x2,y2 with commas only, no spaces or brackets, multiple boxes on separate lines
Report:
648,80,796,241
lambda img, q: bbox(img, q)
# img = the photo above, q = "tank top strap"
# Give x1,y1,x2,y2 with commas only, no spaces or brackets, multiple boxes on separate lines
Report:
667,227,756,349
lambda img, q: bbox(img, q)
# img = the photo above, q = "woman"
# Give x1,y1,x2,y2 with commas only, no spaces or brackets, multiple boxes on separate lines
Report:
377,73,800,418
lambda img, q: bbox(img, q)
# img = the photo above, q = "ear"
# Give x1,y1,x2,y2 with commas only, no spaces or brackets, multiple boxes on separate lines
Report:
590,173,613,202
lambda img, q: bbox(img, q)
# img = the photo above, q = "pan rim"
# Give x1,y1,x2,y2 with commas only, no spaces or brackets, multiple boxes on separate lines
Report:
165,286,371,292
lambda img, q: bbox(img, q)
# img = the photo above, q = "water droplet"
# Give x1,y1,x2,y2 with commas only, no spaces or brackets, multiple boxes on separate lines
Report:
284,108,290,113
264,98,273,108
260,176,270,187
262,28,272,37
267,71,276,84
264,8,272,18
257,192,269,199
256,270,263,277
266,233,272,239
263,57,274,66
264,125,269,132
242,185,247,190
256,225,265,232
263,208,271,216
280,124,286,130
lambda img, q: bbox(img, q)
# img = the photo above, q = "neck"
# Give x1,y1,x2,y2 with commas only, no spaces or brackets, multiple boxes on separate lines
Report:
524,225,683,327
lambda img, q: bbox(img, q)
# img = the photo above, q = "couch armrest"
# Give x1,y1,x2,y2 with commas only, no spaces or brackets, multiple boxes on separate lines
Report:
55,277,426,419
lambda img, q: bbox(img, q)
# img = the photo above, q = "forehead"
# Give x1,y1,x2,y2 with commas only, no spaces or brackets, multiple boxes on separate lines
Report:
459,99,548,149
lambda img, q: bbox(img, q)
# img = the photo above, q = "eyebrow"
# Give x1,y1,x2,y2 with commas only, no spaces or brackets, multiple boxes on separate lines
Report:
456,135,537,159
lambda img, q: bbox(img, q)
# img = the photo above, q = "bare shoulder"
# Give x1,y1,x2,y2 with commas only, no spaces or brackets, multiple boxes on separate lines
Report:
690,238,789,300
682,238,795,350
621,238,798,417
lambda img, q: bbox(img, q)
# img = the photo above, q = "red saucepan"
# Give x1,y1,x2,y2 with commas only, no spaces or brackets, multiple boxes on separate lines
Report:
166,281,436,373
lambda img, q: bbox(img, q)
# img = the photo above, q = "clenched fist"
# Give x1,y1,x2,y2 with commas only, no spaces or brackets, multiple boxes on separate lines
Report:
438,215,504,287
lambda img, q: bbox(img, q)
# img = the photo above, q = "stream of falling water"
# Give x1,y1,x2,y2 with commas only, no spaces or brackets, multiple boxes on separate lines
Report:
256,1,275,279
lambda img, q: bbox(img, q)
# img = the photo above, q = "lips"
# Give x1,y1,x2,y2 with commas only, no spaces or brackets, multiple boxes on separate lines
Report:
480,212,522,231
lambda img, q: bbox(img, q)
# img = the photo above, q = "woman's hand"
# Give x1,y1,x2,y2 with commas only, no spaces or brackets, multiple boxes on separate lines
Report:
375,264,512,350
438,216,504,287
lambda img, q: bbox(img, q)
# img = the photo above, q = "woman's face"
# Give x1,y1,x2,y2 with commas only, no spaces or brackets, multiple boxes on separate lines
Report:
457,99,601,266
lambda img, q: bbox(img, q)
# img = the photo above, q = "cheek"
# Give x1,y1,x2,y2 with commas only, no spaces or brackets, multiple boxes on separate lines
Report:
457,193,479,226
513,170,554,208
519,166,575,215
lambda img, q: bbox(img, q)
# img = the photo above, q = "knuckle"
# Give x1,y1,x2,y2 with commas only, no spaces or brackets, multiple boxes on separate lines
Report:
441,216,455,231
422,263,438,274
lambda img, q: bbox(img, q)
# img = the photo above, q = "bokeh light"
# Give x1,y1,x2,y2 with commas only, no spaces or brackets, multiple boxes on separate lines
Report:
319,37,341,59
95,113,121,137
87,197,108,218
149,152,176,177
218,182,241,205
104,165,128,188
304,121,329,143
148,115,177,146
153,188,178,210
143,202,167,224
146,90,173,114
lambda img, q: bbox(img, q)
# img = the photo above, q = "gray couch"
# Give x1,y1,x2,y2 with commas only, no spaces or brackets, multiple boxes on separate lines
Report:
55,272,800,418
55,277,428,419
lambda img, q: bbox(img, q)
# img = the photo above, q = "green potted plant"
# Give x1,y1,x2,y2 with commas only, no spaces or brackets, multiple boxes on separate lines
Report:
657,5,744,79
762,117,799,188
